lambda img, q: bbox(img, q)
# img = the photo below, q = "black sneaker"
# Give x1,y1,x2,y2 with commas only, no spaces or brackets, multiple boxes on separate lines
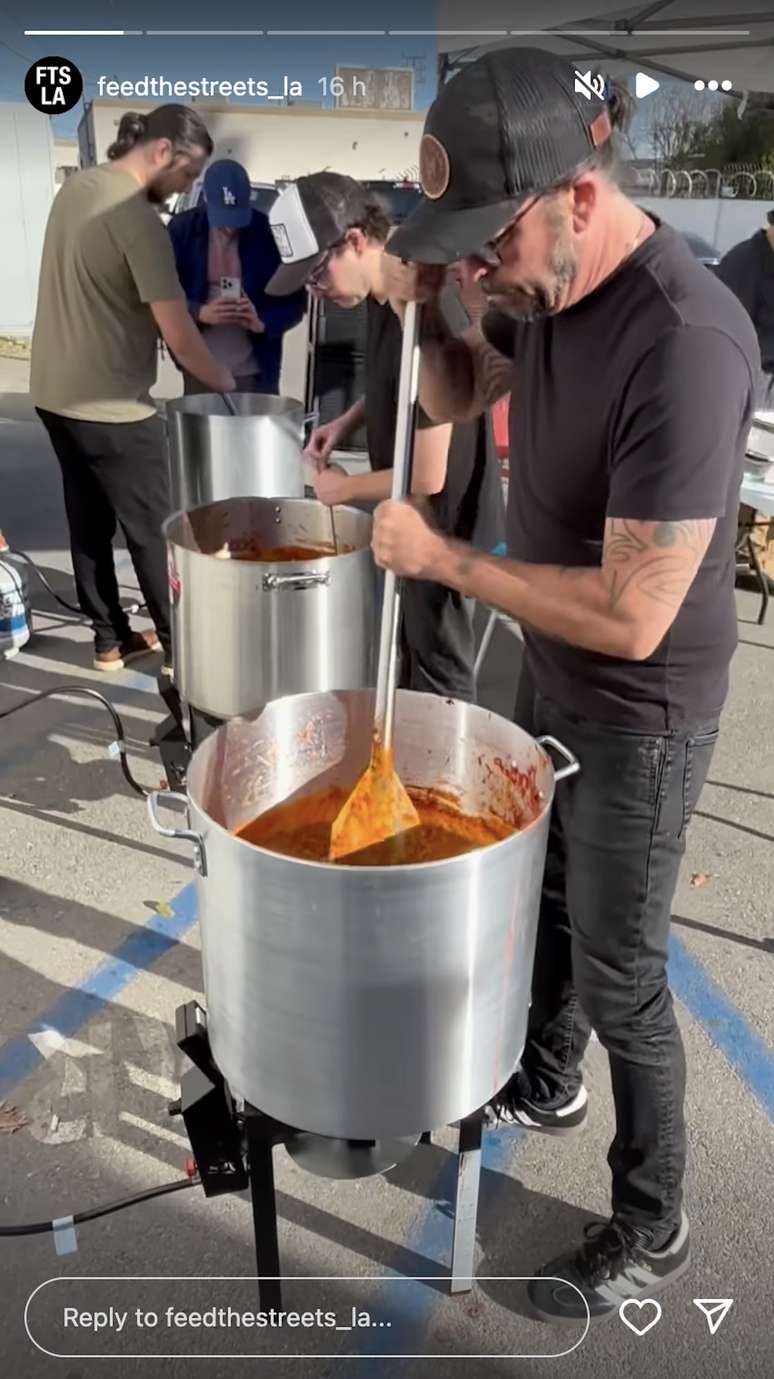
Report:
487,1069,588,1135
528,1212,691,1322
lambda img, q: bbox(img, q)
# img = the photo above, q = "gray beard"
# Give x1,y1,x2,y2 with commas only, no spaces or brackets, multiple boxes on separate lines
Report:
488,239,578,319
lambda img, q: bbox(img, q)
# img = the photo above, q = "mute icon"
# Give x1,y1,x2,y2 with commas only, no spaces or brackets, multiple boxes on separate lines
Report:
693,1299,733,1336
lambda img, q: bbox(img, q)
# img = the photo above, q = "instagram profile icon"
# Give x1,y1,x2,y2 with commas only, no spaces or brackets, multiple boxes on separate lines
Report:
24,57,83,115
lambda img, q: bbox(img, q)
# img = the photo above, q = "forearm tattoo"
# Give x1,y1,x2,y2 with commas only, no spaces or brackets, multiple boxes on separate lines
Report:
473,337,513,408
604,518,715,611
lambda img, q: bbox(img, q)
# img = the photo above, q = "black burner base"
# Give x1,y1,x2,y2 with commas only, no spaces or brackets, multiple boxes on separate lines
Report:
150,679,189,791
150,681,226,790
170,1000,486,1310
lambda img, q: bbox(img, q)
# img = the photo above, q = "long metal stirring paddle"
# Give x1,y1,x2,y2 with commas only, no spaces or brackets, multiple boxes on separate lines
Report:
328,300,422,860
373,299,422,751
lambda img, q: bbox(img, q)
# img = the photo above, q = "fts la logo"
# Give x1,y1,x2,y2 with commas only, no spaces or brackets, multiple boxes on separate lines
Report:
25,58,84,114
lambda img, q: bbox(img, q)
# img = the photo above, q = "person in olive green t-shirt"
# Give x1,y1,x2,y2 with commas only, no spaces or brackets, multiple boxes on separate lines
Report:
31,103,235,671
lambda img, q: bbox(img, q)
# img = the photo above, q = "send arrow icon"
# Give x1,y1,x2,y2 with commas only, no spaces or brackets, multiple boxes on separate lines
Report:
693,1299,734,1335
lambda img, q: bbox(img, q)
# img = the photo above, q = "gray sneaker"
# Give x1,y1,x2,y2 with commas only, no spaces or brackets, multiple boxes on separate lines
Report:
528,1212,691,1322
487,1071,588,1135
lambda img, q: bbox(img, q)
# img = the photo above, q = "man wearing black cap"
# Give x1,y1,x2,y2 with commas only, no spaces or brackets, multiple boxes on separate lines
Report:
372,48,759,1321
266,172,504,701
717,208,774,407
169,159,306,395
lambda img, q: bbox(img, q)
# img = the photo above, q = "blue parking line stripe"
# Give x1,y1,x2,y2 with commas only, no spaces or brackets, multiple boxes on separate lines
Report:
347,931,774,1367
343,1123,526,1373
0,882,197,1099
0,844,771,1368
668,932,774,1120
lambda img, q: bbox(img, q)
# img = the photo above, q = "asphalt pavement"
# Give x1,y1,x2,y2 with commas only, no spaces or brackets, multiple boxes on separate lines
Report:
1,355,772,1379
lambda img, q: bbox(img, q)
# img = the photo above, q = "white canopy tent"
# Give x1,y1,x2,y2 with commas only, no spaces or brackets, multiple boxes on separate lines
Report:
435,1,774,98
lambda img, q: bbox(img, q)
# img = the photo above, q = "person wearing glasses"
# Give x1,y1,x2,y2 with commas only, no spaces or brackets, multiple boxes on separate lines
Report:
266,171,504,702
369,50,758,1321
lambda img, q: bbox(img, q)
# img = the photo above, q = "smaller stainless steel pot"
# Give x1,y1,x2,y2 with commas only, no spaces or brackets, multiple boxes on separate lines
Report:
165,497,376,719
166,393,315,510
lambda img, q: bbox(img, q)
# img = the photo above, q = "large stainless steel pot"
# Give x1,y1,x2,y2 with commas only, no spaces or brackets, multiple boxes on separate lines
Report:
165,497,376,719
166,393,311,511
148,688,579,1140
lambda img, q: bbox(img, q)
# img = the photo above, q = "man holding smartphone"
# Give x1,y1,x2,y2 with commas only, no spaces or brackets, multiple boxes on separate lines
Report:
169,159,306,394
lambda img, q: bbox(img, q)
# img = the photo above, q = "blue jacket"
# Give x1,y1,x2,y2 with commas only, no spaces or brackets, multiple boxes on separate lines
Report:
167,205,306,391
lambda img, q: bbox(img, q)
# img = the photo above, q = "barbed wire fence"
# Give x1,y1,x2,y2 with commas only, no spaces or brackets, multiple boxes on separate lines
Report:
625,164,774,200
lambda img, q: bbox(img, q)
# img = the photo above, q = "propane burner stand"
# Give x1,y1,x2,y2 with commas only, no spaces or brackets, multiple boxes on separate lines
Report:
170,1000,486,1310
150,679,223,792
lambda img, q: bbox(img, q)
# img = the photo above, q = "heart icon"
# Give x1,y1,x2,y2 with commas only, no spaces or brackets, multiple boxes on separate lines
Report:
619,1298,663,1336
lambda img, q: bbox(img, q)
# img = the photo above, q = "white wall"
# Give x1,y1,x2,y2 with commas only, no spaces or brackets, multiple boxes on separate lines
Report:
208,109,423,183
0,105,54,333
85,103,423,183
638,198,769,255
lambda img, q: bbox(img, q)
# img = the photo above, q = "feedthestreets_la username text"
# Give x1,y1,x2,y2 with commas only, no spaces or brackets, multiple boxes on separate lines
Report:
63,1306,392,1333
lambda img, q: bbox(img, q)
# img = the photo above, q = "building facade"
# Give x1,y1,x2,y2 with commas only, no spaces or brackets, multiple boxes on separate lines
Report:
78,100,424,185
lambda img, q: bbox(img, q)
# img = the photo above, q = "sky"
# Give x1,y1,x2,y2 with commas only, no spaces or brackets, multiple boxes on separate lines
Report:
0,0,440,134
0,0,741,156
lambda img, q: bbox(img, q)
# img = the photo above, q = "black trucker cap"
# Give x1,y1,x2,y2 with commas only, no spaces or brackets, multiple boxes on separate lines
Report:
388,47,613,265
266,172,372,295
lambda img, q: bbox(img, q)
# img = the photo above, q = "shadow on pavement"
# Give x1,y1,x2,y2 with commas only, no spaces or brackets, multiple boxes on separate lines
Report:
694,809,774,844
0,884,200,1032
0,798,181,866
705,777,774,800
672,911,774,954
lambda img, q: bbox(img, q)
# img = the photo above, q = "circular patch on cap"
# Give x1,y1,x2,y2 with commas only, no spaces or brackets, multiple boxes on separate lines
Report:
420,134,450,200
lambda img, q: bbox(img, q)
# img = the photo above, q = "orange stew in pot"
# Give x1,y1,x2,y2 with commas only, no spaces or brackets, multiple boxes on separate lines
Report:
236,785,516,866
230,544,337,561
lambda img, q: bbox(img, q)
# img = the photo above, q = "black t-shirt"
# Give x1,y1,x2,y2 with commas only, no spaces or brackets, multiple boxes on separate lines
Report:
365,290,505,548
482,221,759,731
716,229,774,372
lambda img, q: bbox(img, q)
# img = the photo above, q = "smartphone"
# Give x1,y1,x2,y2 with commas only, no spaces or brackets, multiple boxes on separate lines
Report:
220,276,241,300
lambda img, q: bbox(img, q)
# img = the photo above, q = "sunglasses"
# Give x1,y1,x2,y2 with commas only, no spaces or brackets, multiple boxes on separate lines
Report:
475,193,548,267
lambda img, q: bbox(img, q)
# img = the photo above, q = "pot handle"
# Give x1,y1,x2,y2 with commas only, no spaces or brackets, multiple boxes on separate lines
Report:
262,570,331,591
536,735,580,784
147,790,207,876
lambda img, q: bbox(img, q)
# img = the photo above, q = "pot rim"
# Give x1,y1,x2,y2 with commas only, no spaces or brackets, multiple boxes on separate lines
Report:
187,693,554,874
191,779,549,875
166,391,305,418
163,496,373,564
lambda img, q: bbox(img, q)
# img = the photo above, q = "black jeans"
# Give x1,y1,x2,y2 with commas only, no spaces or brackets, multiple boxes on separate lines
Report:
37,408,172,653
399,579,476,703
515,667,719,1240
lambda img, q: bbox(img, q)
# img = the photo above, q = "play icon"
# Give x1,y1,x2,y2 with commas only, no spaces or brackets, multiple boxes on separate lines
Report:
635,72,660,99
693,1299,734,1336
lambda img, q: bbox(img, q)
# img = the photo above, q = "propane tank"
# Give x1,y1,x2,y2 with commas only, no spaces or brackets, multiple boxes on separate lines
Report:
0,529,31,658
